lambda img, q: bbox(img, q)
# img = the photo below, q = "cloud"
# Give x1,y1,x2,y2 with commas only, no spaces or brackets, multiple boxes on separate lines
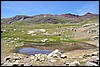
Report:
76,2,99,15
2,4,29,14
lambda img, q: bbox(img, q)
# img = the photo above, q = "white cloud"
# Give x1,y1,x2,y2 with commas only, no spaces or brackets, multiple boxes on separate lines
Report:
76,2,99,15
2,5,29,14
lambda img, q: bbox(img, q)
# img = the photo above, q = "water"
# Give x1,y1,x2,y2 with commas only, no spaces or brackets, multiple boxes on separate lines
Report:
18,47,53,55
16,42,97,55
17,47,64,55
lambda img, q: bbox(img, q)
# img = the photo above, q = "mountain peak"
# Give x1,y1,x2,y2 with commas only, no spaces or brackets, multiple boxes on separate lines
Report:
86,12,93,14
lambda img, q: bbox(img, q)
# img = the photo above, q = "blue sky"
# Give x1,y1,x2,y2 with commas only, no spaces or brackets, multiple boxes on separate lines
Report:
1,1,99,18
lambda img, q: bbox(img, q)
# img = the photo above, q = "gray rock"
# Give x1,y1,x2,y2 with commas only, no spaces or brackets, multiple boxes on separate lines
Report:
83,54,91,58
34,56,39,61
23,63,33,66
47,49,61,58
4,55,11,61
49,59,57,63
91,36,99,40
30,55,35,60
68,60,80,66
52,54,60,58
85,61,98,66
40,57,45,62
91,51,99,56
23,57,31,62
60,54,67,58
13,56,21,60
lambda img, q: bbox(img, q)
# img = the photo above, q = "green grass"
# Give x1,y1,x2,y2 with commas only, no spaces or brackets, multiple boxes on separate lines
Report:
1,17,98,45
1,23,75,43
79,61,87,66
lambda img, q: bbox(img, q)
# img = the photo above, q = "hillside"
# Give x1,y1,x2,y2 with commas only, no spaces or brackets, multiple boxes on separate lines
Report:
1,12,99,24
1,12,99,66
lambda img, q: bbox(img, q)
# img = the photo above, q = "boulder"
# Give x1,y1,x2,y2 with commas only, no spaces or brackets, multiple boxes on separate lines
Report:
85,61,98,66
12,60,20,65
34,56,38,61
88,57,99,65
10,41,14,43
27,30,35,34
49,59,57,63
23,57,31,63
40,57,45,62
30,55,35,60
41,38,49,42
60,53,67,58
91,36,99,40
27,29,46,34
91,51,99,56
38,29,46,32
4,55,11,61
47,49,61,58
64,62,70,66
83,54,91,58
82,24,91,27
68,60,80,66
52,54,60,58
13,56,20,61
13,29,16,31
34,54,42,61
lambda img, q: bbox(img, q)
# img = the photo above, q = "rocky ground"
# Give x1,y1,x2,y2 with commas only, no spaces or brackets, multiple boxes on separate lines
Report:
1,49,99,66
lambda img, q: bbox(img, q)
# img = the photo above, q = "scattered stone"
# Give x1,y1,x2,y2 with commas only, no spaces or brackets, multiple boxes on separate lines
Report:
23,63,33,66
38,29,46,32
27,30,35,34
40,57,45,62
13,60,20,64
52,54,60,58
83,54,91,58
49,59,57,63
32,34,36,36
47,49,61,58
60,53,67,58
34,57,38,61
27,29,46,34
85,61,98,66
6,44,9,46
82,24,92,27
68,60,80,66
4,55,11,61
30,55,35,60
13,29,16,31
91,51,99,56
23,57,31,63
10,41,14,43
41,38,49,42
13,56,21,60
15,45,18,47
64,62,70,66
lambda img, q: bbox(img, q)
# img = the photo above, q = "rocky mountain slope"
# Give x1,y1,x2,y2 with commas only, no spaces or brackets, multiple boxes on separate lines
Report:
1,12,99,24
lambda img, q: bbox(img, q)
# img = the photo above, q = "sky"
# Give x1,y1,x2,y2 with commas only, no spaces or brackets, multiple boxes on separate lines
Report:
1,1,99,18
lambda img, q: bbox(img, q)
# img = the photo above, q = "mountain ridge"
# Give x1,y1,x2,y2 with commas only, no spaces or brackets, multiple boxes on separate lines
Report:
1,12,99,24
